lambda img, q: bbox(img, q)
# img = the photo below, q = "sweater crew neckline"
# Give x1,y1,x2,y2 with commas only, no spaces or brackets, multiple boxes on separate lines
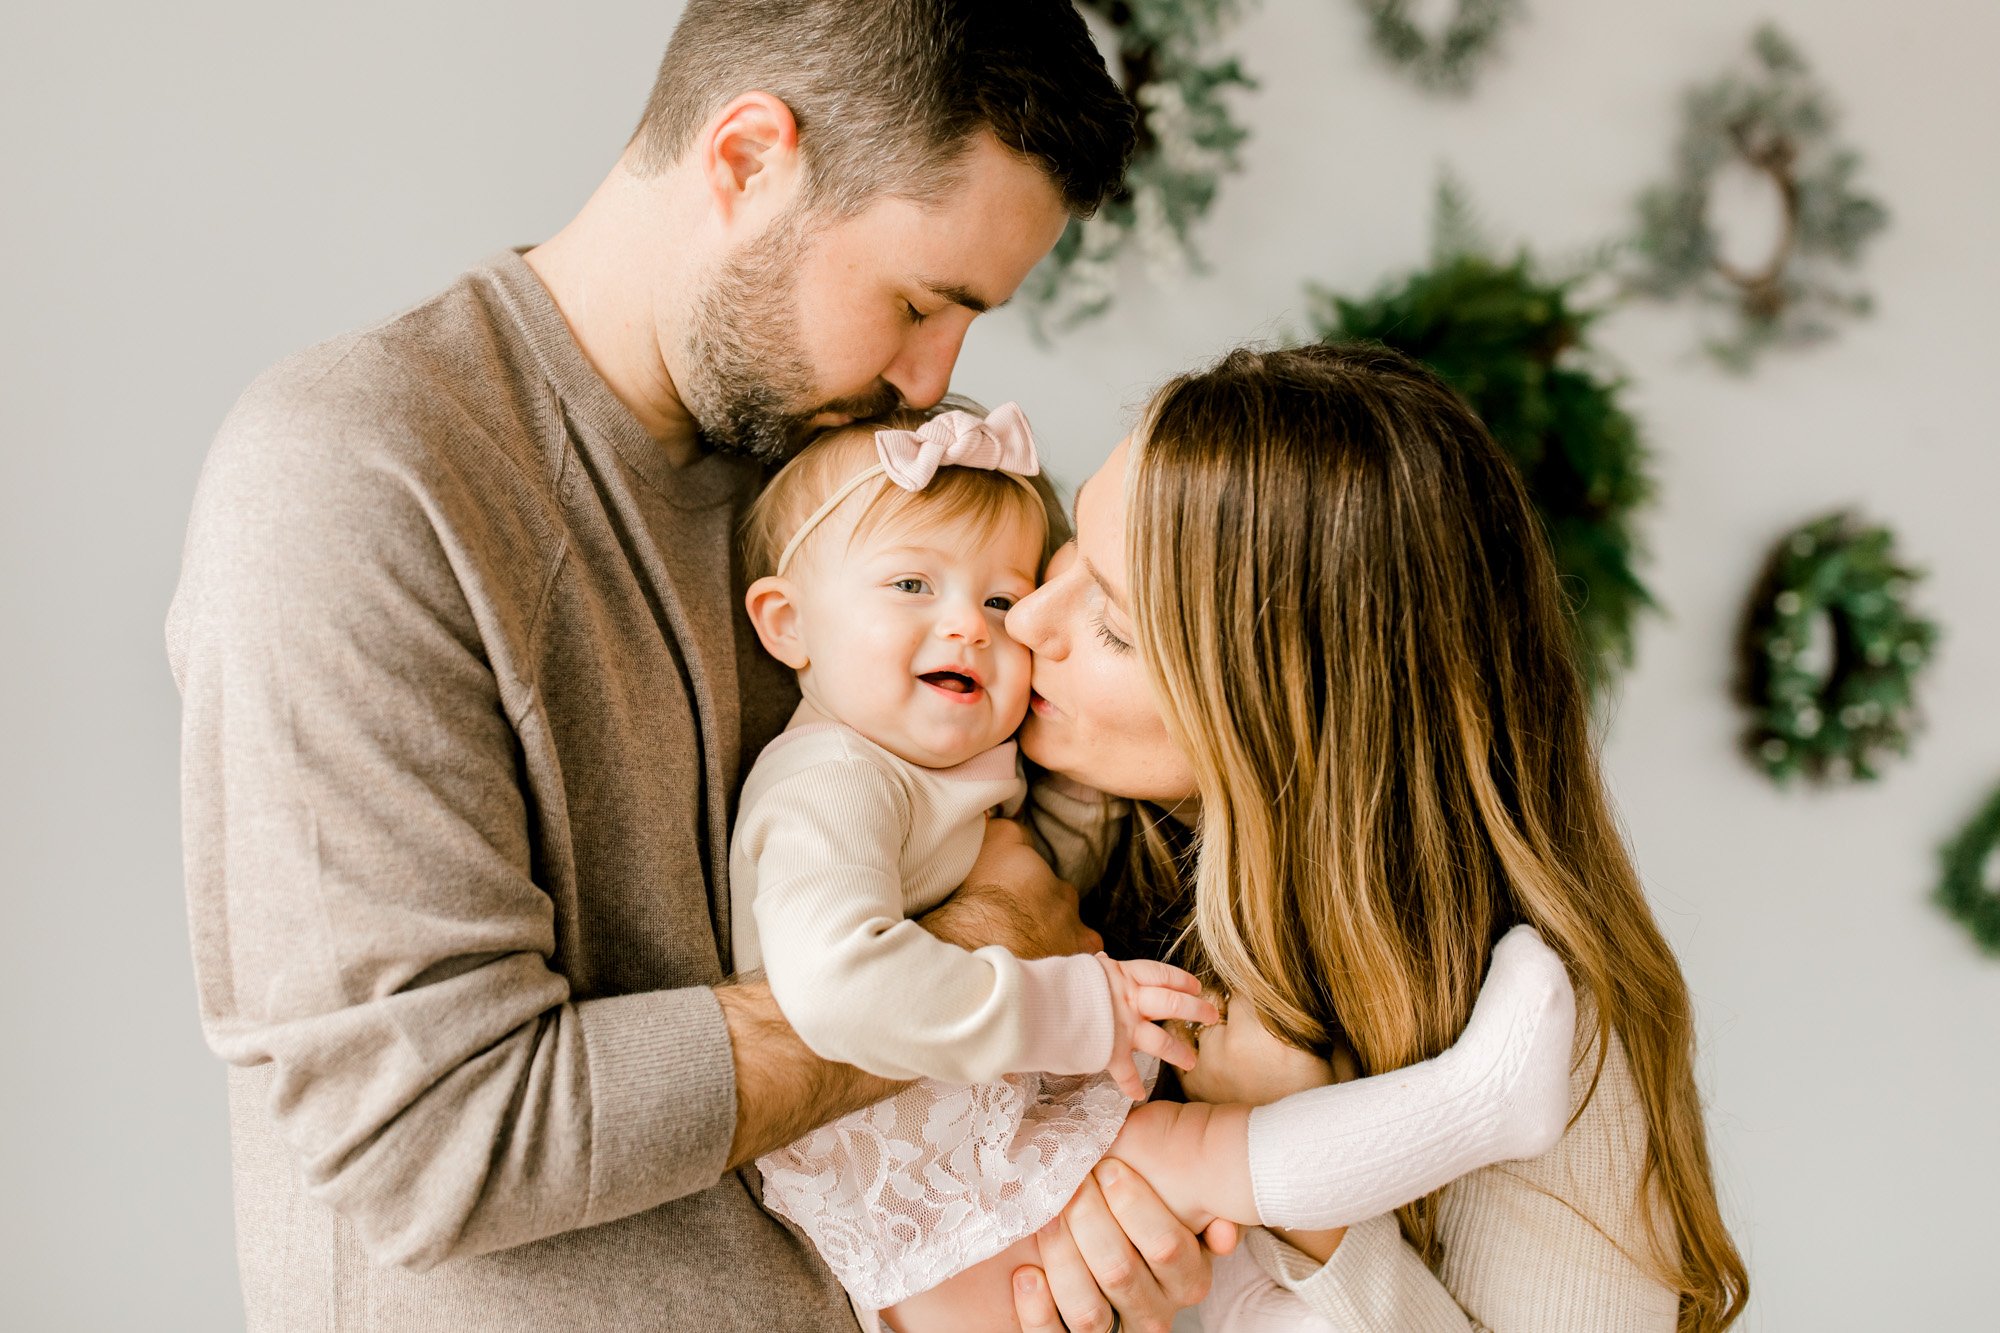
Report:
479,248,744,509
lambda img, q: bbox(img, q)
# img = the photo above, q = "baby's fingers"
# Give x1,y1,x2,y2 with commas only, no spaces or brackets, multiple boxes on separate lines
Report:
1132,1018,1200,1072
1114,957,1205,995
1110,1052,1147,1100
1131,984,1221,1028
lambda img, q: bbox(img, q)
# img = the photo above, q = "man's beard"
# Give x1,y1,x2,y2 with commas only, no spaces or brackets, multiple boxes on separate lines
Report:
681,212,900,466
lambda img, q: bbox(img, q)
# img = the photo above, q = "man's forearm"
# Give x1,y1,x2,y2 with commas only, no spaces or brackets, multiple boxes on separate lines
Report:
714,979,904,1169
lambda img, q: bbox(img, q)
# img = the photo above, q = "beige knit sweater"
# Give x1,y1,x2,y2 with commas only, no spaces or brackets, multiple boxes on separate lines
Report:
167,251,855,1331
728,715,1115,1082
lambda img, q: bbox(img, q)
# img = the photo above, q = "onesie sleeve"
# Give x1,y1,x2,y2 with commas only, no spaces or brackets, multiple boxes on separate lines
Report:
736,754,1114,1083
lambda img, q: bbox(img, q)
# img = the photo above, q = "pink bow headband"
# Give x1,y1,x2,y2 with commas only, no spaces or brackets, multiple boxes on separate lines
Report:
774,403,1044,576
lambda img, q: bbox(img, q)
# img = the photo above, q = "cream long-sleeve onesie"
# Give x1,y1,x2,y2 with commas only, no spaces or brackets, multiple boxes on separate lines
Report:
729,712,1115,1083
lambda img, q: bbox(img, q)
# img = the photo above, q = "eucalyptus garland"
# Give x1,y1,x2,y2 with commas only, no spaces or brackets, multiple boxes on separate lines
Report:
1308,184,1655,691
1021,0,1254,333
1629,25,1889,371
1738,513,1938,784
1354,0,1521,95
1936,783,2000,957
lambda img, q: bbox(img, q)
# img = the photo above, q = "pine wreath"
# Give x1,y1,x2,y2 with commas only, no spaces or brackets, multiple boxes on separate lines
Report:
1737,512,1938,784
1629,25,1889,371
1021,0,1254,333
1308,184,1655,691
1936,783,2000,957
1354,0,1522,95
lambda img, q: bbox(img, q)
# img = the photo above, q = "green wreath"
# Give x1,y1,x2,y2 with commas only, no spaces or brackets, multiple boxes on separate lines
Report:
1629,25,1889,371
1021,0,1254,333
1308,182,1656,692
1739,512,1938,784
1354,0,1522,95
1937,783,2000,957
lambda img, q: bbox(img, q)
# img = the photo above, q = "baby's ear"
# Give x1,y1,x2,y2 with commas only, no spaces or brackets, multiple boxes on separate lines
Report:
744,576,809,669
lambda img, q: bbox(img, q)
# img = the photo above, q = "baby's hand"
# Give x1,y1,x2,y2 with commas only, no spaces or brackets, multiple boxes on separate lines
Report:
1094,954,1220,1100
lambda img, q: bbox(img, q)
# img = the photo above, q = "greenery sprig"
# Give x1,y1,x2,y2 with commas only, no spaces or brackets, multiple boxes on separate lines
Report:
1629,25,1889,371
1307,182,1656,691
1738,513,1938,784
1937,783,2000,957
1022,0,1255,334
1354,0,1522,95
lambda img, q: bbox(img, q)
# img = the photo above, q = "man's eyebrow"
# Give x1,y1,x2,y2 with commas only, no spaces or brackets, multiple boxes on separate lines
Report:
920,278,1003,314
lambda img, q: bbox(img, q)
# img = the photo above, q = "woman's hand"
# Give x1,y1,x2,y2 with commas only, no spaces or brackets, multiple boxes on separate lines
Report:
1011,1159,1238,1333
1178,996,1345,1107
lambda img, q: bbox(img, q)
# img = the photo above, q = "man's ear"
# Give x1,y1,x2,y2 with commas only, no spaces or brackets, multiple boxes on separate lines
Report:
697,92,801,226
745,575,809,669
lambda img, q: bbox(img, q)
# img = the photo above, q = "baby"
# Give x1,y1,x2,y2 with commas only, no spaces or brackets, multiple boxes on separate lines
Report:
732,402,1579,1332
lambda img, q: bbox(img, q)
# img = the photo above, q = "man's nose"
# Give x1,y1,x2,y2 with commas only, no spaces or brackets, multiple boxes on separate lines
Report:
883,317,972,410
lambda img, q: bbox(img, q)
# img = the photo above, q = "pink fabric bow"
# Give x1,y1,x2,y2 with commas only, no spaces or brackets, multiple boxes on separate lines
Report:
874,402,1042,491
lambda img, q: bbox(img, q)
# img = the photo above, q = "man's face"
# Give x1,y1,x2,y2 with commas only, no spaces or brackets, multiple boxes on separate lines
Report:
680,132,1070,463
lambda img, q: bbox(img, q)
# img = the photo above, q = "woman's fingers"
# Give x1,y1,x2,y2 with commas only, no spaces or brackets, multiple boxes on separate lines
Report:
1131,1019,1200,1072
1130,984,1221,1027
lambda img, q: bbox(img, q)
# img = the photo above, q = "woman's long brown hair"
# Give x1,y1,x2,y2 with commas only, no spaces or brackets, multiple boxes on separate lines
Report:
1121,343,1746,1330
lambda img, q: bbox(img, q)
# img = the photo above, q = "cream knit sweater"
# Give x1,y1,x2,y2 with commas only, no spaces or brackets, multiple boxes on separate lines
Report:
1207,1008,1681,1331
729,714,1116,1083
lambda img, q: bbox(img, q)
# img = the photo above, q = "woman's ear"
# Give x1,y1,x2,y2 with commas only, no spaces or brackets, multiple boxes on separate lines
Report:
745,575,809,669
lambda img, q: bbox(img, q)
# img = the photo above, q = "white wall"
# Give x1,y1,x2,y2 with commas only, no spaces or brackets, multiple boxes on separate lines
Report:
5,1,1994,1327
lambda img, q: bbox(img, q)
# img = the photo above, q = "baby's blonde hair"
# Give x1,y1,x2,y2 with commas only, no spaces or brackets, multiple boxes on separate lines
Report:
741,397,1066,581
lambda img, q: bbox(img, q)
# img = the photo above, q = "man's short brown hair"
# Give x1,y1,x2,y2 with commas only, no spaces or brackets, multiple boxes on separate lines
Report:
632,0,1136,218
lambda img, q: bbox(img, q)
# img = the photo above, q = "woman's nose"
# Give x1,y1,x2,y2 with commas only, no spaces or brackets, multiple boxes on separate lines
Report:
1006,584,1060,657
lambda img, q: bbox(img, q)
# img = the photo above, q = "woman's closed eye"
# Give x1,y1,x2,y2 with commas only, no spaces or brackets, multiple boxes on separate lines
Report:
1093,612,1131,653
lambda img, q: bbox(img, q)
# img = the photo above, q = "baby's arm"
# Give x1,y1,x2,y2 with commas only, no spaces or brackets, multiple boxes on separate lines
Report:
744,757,1210,1086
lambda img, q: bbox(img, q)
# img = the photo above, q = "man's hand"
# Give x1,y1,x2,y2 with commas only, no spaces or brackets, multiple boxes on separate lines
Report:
922,818,1101,959
1012,1160,1235,1333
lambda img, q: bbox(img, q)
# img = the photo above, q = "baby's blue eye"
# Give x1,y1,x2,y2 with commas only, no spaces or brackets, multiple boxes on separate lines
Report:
984,596,1016,612
891,577,930,595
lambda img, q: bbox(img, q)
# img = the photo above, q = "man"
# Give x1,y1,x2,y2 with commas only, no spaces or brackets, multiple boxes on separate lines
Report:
168,2,1231,1329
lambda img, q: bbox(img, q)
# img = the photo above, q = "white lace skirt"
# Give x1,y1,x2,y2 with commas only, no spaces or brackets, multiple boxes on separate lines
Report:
758,1060,1155,1311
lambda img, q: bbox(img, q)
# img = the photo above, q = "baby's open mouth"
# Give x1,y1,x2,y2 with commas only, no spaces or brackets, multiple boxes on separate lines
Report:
919,670,979,696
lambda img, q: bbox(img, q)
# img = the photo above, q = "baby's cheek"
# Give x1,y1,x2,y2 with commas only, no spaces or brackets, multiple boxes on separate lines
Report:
992,641,1034,728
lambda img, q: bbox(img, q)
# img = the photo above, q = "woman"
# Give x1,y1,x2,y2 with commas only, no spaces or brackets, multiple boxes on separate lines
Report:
1003,343,1748,1330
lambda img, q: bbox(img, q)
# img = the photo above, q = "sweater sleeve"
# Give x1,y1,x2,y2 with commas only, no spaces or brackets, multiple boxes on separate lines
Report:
738,758,1114,1083
168,397,738,1271
1242,1025,1679,1332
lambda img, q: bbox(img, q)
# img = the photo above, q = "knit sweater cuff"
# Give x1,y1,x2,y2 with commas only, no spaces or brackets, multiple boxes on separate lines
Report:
1010,952,1115,1075
1252,1216,1472,1332
576,986,737,1228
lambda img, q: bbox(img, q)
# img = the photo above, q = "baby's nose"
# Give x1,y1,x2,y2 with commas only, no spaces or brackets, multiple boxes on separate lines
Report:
938,597,989,642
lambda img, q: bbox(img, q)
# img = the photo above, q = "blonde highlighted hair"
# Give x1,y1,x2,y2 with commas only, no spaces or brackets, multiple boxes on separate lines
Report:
1119,343,1746,1331
741,398,1063,581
